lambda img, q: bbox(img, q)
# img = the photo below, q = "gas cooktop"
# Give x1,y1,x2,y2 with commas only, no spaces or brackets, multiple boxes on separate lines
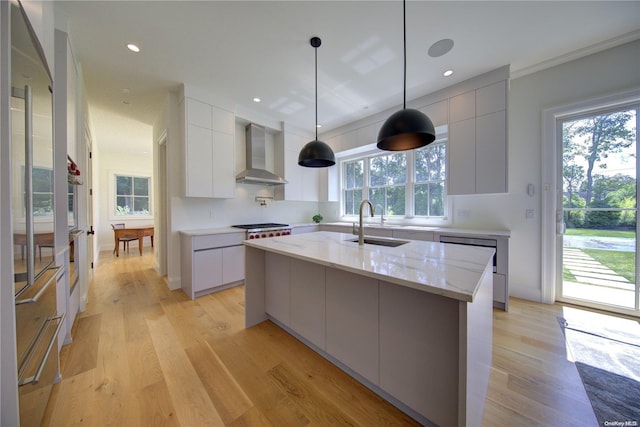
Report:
231,223,289,230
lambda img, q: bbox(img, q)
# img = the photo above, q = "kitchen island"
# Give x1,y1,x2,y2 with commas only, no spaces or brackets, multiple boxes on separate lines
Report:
244,231,494,427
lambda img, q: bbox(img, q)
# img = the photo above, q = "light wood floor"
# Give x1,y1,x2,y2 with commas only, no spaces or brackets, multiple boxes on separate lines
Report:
42,248,598,426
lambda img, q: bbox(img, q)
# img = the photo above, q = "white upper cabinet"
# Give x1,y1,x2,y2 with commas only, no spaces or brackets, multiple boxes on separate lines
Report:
182,97,235,198
448,81,507,195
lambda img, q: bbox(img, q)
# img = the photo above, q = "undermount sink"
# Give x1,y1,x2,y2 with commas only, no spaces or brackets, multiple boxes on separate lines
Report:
348,237,409,247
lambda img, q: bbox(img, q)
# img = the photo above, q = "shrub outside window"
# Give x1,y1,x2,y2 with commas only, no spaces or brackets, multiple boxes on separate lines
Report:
115,174,150,216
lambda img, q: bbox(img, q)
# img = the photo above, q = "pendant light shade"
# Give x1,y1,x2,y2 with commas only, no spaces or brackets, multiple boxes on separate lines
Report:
298,36,335,168
377,0,436,151
377,108,435,151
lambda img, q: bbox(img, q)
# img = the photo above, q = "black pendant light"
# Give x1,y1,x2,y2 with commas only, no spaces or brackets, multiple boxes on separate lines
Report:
298,37,336,168
377,0,435,151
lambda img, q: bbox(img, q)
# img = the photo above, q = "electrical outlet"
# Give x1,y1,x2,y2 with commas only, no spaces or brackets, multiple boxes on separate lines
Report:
209,209,215,219
456,209,470,218
526,209,534,220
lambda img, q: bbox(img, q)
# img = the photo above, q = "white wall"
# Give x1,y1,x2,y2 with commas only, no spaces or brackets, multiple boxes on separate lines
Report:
95,147,154,251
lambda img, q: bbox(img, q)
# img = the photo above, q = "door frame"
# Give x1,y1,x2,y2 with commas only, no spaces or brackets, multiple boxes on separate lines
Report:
541,87,640,309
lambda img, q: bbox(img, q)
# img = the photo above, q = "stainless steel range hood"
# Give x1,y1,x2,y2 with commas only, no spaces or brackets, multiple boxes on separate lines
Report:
236,123,288,186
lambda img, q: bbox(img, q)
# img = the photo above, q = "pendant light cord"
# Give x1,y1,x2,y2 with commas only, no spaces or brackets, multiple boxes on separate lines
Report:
403,0,406,110
315,45,318,140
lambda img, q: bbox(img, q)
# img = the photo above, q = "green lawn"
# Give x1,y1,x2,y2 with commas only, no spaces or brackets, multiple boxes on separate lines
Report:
565,228,636,238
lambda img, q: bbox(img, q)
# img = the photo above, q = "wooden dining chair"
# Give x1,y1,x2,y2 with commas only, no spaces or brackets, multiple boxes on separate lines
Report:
111,223,136,255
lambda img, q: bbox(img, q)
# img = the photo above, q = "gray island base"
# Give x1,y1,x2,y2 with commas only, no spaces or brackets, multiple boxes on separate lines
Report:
244,231,494,427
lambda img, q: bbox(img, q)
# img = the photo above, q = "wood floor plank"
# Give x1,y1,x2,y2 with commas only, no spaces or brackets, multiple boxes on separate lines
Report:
268,362,359,426
184,339,254,424
136,380,180,427
146,313,225,426
61,313,102,377
213,336,311,427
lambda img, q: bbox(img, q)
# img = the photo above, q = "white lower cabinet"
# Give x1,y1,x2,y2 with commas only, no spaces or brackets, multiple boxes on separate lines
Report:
265,252,290,325
180,231,245,299
379,281,460,426
222,245,244,284
290,259,325,349
326,269,379,384
193,248,223,292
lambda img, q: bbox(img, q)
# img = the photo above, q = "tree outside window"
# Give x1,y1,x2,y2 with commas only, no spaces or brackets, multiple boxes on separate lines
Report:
415,142,446,217
115,175,150,216
343,160,363,216
369,153,406,216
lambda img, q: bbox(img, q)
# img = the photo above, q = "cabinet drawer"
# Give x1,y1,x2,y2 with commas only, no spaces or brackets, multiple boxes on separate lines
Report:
193,232,244,250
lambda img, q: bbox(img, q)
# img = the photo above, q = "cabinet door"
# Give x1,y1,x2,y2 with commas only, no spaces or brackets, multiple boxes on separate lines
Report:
185,125,214,197
265,252,290,325
222,245,244,284
301,167,319,201
448,117,476,195
475,110,506,194
284,148,303,200
212,106,234,134
212,130,235,198
449,90,475,122
290,260,325,349
187,98,212,128
193,248,222,292
326,269,379,384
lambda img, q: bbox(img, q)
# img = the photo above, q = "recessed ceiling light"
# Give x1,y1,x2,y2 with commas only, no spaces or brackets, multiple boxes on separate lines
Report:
443,70,454,77
316,124,322,128
126,43,140,53
428,38,454,58
253,97,261,103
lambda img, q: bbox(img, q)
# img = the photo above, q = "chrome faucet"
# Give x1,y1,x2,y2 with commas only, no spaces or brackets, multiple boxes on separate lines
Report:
375,204,386,226
358,199,375,245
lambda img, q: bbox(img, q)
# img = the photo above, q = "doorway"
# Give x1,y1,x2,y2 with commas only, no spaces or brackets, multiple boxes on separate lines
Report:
552,98,639,316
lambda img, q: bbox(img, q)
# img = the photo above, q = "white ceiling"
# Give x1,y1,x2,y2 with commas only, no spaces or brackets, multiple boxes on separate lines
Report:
54,1,640,155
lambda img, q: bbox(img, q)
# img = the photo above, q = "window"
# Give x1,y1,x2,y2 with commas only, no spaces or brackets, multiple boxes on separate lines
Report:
415,143,446,216
114,174,151,216
343,160,363,215
369,153,406,216
341,138,447,220
23,167,54,217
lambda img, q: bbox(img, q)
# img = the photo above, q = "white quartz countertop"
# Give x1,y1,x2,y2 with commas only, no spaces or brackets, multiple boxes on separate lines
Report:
179,227,243,236
322,222,511,238
244,231,494,302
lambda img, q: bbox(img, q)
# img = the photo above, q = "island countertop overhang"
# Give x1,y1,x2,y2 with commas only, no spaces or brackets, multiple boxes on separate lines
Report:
243,231,494,302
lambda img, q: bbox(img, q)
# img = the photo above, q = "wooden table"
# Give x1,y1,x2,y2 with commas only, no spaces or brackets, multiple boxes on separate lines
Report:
13,232,55,260
113,226,154,257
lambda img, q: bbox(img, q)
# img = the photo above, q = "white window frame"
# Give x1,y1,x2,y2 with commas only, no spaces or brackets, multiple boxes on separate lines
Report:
338,129,451,226
108,170,153,221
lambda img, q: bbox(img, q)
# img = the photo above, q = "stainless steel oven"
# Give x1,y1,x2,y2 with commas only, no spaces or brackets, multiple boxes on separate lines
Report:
232,223,292,239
